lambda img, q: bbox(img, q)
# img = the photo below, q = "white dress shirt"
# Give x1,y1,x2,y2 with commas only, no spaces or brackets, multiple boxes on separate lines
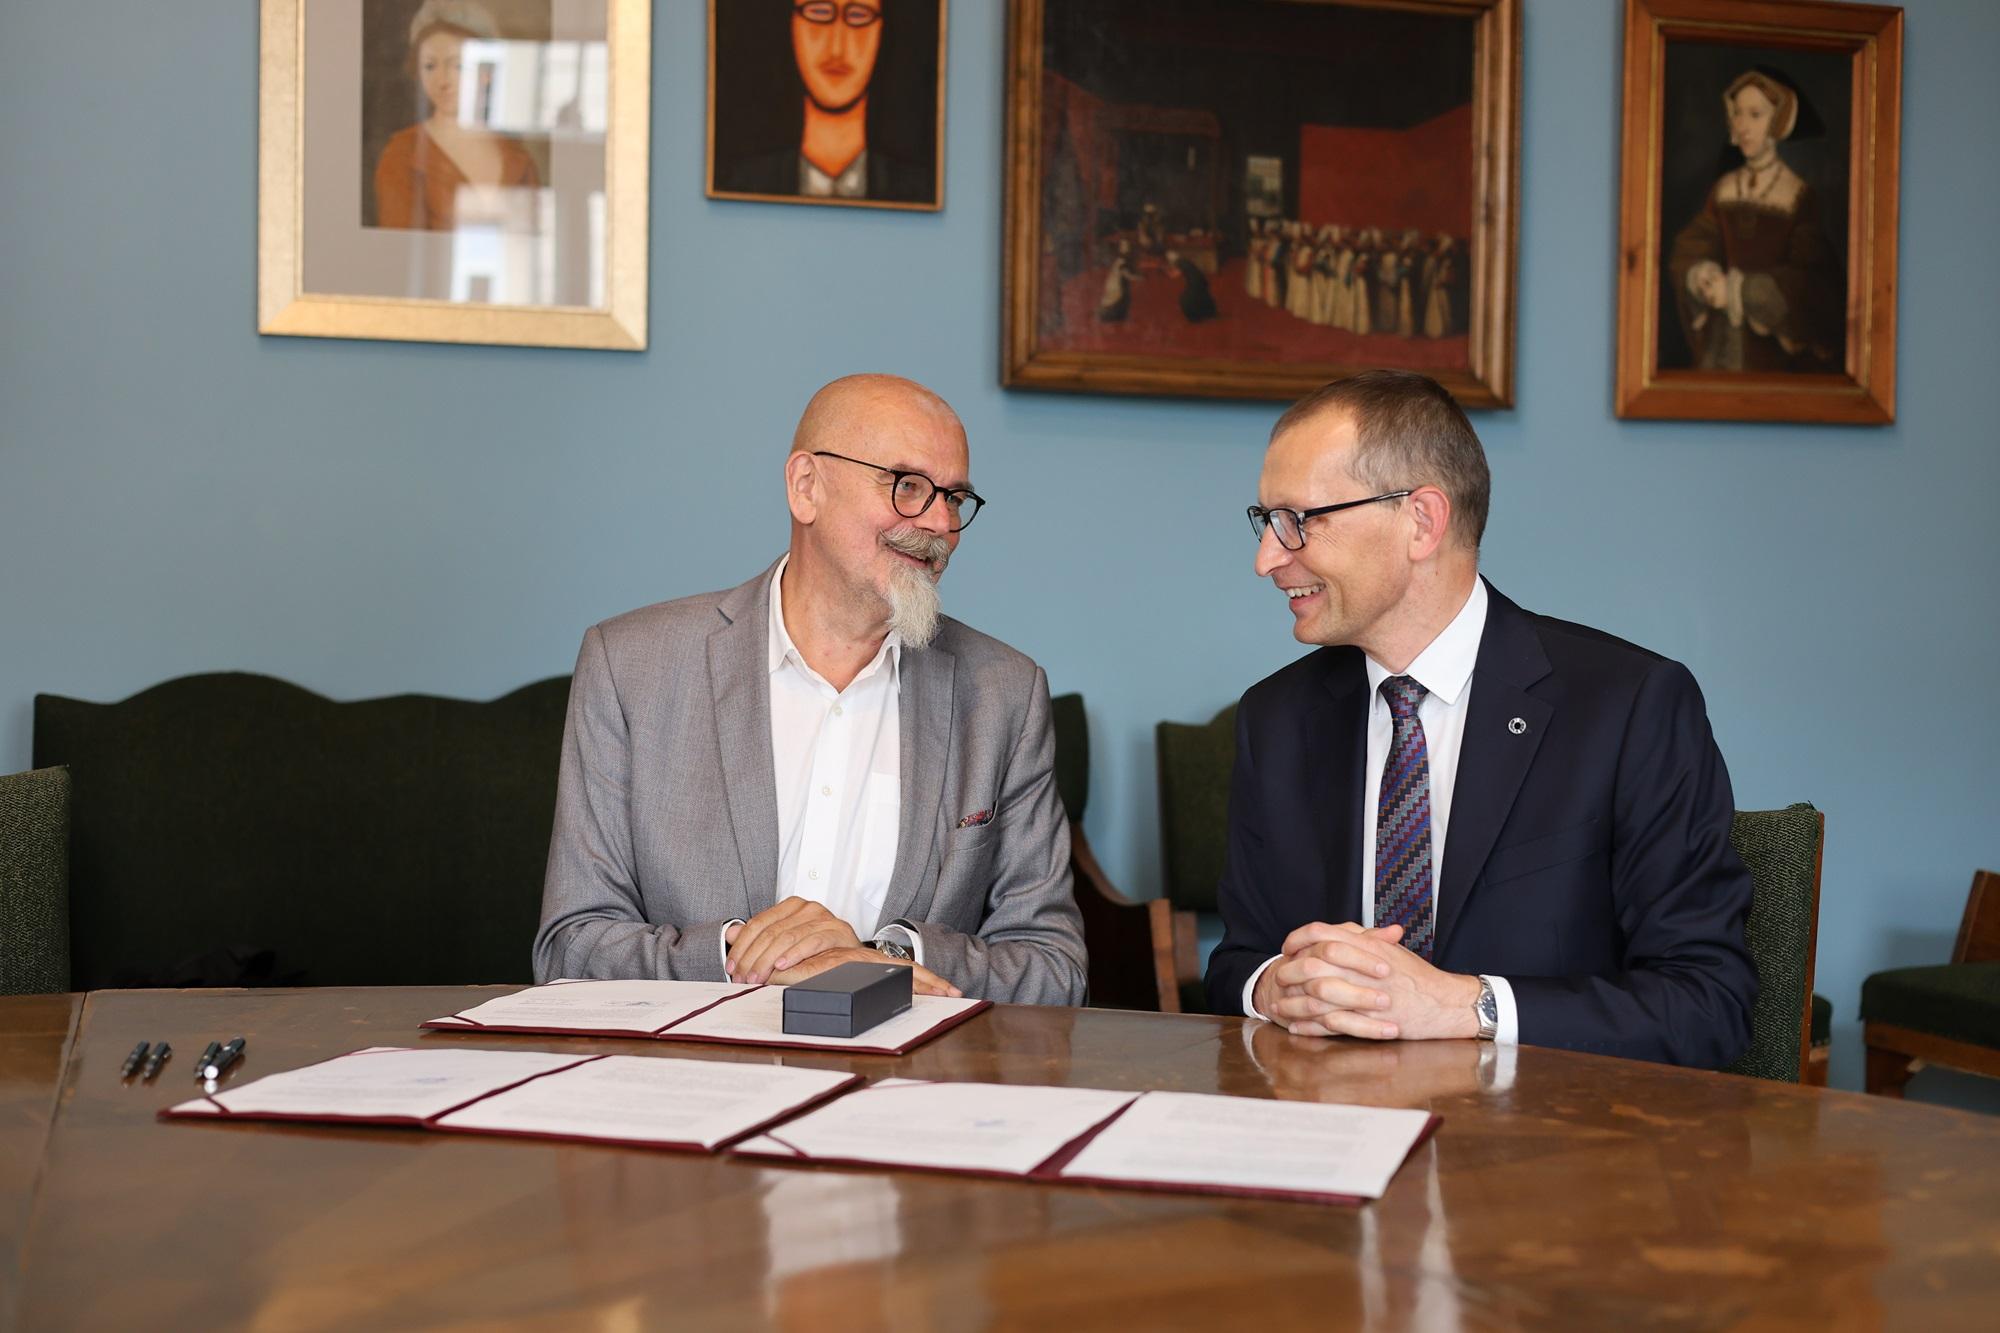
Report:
1244,578,1519,1043
721,559,921,969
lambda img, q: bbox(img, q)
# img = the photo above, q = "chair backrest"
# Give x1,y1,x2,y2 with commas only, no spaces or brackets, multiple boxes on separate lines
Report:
0,766,71,995
1049,692,1089,824
1156,705,1236,914
34,672,570,990
1724,804,1825,1082
1951,869,2000,965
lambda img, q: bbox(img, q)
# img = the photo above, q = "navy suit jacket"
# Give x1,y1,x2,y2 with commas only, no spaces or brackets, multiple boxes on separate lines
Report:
1205,581,1757,1069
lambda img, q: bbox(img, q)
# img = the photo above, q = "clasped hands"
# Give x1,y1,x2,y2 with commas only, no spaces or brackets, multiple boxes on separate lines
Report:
724,896,962,997
1252,921,1480,1041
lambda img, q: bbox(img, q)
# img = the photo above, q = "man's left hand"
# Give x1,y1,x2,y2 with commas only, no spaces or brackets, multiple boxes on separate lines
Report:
1275,922,1482,1042
725,897,863,984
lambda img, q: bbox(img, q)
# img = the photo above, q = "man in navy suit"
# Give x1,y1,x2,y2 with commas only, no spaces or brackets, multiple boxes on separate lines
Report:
1206,371,1755,1068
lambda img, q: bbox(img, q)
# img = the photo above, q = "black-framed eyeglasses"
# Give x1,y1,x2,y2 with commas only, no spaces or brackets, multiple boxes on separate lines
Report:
793,2,883,27
813,450,986,531
1247,491,1412,550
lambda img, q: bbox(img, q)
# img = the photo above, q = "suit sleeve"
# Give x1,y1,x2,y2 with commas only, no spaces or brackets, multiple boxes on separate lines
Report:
1506,660,1757,1068
912,668,1088,1005
531,625,733,983
1205,699,1284,1014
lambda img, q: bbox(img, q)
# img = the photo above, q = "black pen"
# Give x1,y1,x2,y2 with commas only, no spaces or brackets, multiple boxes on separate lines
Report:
193,1041,221,1081
140,1042,171,1081
204,1037,246,1081
120,1041,152,1078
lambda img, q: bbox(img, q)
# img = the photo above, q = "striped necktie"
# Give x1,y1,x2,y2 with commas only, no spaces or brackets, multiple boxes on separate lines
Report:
1374,675,1435,959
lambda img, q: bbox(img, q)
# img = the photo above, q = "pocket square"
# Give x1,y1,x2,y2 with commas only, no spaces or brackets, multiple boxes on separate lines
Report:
956,809,993,829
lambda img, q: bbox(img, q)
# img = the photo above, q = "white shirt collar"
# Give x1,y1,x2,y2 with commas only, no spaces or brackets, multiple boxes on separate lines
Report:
798,150,869,199
767,555,901,689
1363,576,1488,707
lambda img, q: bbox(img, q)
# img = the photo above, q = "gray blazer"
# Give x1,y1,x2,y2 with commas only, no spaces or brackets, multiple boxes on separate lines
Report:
534,561,1087,1005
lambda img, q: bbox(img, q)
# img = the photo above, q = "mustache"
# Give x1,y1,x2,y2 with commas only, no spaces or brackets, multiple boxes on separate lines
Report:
881,526,952,575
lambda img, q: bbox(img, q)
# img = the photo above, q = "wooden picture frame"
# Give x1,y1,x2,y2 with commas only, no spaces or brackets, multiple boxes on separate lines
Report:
706,0,948,212
1002,0,1520,407
1615,0,1902,423
258,0,651,351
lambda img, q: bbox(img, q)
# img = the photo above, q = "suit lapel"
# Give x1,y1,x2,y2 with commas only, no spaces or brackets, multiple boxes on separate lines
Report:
1315,650,1370,926
1434,583,1552,954
878,641,955,930
708,565,782,918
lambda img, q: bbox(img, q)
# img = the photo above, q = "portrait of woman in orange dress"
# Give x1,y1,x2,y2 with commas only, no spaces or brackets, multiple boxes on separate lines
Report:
372,0,541,232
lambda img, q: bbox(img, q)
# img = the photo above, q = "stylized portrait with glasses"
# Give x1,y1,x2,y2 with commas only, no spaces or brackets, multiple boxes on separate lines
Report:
708,0,946,209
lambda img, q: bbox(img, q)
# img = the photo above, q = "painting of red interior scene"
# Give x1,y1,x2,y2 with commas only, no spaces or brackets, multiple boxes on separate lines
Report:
1005,0,1518,405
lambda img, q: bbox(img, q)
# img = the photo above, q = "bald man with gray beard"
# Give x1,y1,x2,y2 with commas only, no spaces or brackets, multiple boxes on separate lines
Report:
534,375,1087,1005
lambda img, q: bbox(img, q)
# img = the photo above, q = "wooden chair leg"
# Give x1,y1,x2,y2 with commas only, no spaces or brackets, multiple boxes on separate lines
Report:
1803,1044,1830,1088
1865,1045,1920,1098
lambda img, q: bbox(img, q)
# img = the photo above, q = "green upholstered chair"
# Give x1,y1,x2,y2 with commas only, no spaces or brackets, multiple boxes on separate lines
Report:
1051,693,1195,1012
1723,804,1826,1082
0,766,71,996
1862,870,2000,1097
1156,704,1237,1013
33,673,570,990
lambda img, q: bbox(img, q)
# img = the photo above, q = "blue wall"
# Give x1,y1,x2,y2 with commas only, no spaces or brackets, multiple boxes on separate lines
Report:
3,1,1995,1102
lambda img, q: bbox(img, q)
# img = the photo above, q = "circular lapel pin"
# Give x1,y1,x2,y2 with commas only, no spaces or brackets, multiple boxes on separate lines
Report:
1507,717,1528,735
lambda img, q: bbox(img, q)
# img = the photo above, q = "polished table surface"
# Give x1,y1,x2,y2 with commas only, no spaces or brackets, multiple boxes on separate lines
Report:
4,988,1999,1331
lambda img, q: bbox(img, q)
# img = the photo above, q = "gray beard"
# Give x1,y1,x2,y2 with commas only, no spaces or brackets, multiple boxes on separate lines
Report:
885,562,942,649
879,527,951,649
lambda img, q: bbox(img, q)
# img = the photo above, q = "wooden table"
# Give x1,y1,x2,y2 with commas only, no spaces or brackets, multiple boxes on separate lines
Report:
4,988,1998,1330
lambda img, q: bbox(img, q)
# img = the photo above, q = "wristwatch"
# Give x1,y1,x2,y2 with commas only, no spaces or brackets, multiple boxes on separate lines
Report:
866,937,915,963
1473,977,1499,1042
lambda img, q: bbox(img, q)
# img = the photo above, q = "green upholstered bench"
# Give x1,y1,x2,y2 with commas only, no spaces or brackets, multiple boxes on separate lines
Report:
0,766,71,995
33,673,569,990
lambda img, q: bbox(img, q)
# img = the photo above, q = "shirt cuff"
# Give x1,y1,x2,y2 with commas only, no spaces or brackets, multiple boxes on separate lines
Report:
721,918,746,977
1481,974,1520,1046
874,921,923,968
1242,954,1281,1021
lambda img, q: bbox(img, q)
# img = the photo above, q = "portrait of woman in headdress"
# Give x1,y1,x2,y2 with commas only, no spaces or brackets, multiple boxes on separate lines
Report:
1665,65,1844,373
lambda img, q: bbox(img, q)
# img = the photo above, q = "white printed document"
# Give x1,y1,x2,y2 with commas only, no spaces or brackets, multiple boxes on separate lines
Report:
733,1078,1138,1175
423,979,991,1056
163,1047,859,1153
428,980,744,1036
665,985,987,1053
165,1046,591,1123
434,1055,856,1150
1056,1091,1436,1202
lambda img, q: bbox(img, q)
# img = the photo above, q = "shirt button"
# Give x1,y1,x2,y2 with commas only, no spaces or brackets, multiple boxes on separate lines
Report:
832,704,843,717
821,786,832,797
807,869,818,881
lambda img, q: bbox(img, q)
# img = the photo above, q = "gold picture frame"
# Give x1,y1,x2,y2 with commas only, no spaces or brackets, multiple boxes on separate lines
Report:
258,0,651,351
1615,0,1902,423
1002,0,1520,407
705,0,948,212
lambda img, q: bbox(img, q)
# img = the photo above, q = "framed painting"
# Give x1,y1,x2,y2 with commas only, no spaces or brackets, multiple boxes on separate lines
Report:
1615,0,1902,423
707,0,948,211
258,0,651,351
1002,0,1520,406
